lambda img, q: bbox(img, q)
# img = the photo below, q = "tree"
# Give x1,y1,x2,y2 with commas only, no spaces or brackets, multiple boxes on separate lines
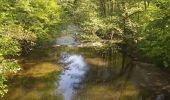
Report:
139,0,170,67
0,0,61,96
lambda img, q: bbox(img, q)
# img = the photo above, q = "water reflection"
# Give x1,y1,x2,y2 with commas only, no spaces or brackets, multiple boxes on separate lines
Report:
2,45,170,100
58,53,88,100
3,72,62,100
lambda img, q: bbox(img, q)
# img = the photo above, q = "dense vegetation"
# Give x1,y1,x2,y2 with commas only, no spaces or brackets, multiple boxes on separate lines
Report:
60,0,170,67
0,0,61,96
0,0,169,97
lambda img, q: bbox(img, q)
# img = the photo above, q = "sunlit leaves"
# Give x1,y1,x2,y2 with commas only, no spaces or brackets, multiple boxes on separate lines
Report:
81,17,104,34
0,75,8,97
139,0,170,67
0,24,36,42
0,36,21,96
0,0,61,97
0,36,20,56
1,60,20,74
0,0,61,43
0,59,20,97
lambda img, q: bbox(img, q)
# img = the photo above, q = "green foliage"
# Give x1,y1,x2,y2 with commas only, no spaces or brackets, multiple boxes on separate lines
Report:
0,0,61,97
78,34,101,42
0,24,36,42
0,36,20,56
139,0,170,67
0,59,20,96
0,74,8,97
0,0,61,44
0,36,21,96
61,0,145,40
61,0,170,68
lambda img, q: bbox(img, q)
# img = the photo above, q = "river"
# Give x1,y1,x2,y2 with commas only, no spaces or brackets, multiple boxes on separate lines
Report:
2,25,170,100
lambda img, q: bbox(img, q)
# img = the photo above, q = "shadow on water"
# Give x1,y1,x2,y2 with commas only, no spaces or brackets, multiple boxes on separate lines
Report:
73,45,170,100
3,72,63,100
2,43,170,100
73,46,137,100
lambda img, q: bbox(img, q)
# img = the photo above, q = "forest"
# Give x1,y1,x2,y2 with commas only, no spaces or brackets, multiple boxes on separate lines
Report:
0,0,170,100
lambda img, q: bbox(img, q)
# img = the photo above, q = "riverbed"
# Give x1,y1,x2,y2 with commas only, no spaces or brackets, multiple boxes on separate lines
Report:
2,24,170,100
2,37,170,100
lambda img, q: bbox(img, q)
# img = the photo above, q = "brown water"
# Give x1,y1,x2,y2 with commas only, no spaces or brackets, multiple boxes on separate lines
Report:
2,37,170,100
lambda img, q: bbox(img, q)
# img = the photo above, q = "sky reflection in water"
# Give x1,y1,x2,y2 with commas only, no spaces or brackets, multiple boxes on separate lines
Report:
58,53,88,100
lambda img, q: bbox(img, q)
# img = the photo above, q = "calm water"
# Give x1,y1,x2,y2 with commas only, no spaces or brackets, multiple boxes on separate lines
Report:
58,53,88,100
2,36,170,100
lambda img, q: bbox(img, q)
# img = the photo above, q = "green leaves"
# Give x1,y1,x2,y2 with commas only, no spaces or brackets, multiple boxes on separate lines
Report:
0,74,8,97
0,0,61,44
0,35,21,97
0,36,21,97
0,0,61,97
138,0,170,67
0,59,20,97
0,36,20,56
0,24,36,42
1,60,20,74
61,0,170,68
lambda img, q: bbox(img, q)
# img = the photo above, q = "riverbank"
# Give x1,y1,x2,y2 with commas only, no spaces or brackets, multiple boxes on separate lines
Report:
2,35,170,100
2,21,170,100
